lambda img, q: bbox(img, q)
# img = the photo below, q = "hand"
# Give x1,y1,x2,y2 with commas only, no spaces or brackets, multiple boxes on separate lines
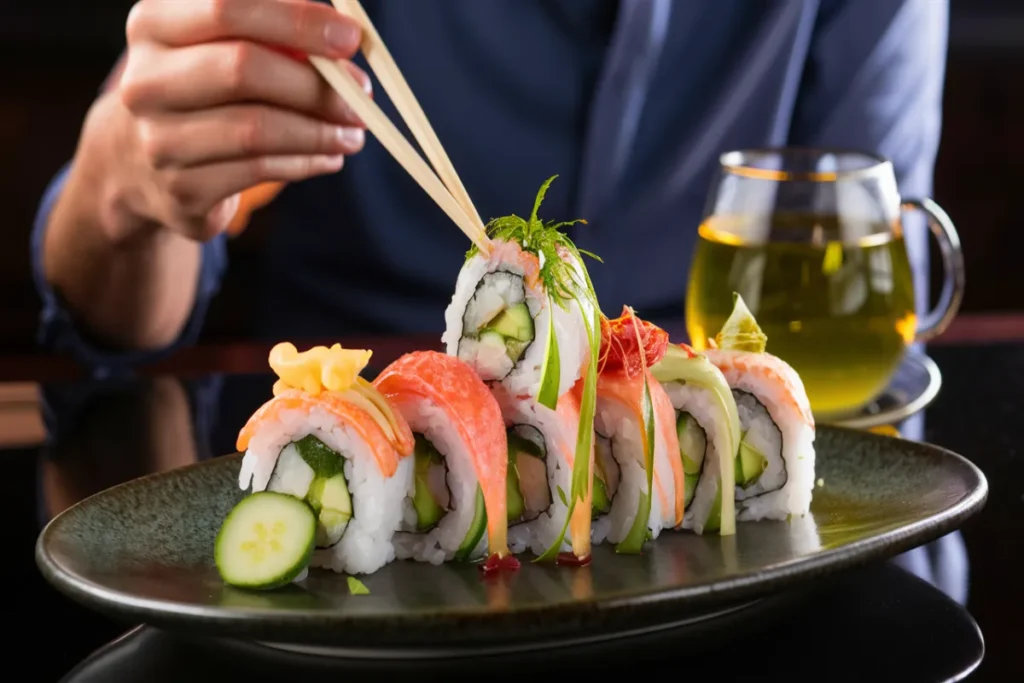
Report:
103,0,370,243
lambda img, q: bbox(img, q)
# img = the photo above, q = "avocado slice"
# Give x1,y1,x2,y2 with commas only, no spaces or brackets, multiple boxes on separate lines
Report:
413,436,446,531
307,473,352,547
485,303,534,341
504,338,530,364
736,438,768,487
454,487,487,562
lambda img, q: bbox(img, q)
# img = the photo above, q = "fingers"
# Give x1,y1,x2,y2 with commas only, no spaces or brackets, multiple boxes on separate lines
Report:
137,105,365,169
121,42,371,124
126,0,362,59
159,154,345,239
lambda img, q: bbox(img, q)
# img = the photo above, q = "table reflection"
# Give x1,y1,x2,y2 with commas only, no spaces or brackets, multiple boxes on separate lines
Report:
35,372,971,608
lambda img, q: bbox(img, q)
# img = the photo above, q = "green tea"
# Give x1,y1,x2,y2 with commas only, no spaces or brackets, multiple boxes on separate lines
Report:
686,213,917,418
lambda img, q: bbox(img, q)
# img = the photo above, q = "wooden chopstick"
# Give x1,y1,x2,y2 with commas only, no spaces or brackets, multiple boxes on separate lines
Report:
310,57,489,252
332,0,485,233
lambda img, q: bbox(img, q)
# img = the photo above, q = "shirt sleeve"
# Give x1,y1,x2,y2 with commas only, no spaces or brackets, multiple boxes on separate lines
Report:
30,162,229,378
788,0,949,316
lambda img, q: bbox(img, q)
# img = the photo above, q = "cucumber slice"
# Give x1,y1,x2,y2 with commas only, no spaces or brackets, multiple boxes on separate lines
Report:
683,474,699,506
703,482,723,533
736,438,768,487
215,491,316,590
506,449,526,522
591,476,611,517
308,474,352,547
412,435,446,531
676,413,707,507
454,487,487,562
294,435,343,478
536,295,561,410
478,330,507,352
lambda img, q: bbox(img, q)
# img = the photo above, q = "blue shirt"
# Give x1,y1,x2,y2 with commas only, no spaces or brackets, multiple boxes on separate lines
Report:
31,0,949,375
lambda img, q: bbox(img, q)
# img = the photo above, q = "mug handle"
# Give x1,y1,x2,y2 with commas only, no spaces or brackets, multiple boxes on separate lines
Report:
901,198,966,343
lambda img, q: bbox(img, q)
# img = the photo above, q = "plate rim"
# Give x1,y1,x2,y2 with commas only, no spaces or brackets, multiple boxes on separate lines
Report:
35,425,989,641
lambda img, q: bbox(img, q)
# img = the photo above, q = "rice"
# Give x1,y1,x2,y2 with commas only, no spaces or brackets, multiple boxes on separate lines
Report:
503,399,576,557
442,240,589,401
591,396,677,545
704,349,817,522
662,381,733,534
390,398,487,564
238,405,412,575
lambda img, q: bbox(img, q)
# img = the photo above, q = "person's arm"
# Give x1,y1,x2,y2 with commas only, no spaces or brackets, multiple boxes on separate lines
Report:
30,157,228,375
789,0,949,314
35,0,368,366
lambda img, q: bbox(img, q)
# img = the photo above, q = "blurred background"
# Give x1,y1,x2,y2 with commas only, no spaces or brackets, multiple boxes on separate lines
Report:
1,0,1022,353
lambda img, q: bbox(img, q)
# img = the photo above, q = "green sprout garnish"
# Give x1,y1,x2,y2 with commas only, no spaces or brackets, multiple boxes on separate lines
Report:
467,175,602,312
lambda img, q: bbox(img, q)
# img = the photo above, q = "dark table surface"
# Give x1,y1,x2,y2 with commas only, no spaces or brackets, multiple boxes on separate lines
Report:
6,332,1022,682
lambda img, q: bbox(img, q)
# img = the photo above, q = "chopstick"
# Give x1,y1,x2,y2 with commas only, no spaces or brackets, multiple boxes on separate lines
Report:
332,0,485,233
305,3,491,253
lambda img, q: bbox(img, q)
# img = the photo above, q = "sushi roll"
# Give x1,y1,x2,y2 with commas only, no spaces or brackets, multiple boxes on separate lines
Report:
373,351,515,567
702,294,816,522
442,176,599,407
591,308,684,552
443,176,604,566
501,384,594,562
650,343,741,536
231,342,416,578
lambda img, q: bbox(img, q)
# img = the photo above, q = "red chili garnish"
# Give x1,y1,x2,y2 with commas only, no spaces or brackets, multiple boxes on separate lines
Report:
556,552,592,567
480,552,521,576
598,306,669,378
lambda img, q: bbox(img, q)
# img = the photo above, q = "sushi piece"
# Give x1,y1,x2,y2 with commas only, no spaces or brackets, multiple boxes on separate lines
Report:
590,307,684,553
373,351,516,568
232,342,416,577
702,294,816,521
442,176,599,408
650,342,741,536
501,383,594,563
443,176,604,565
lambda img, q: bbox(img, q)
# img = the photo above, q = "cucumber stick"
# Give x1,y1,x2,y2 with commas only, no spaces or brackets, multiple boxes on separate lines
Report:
215,491,316,590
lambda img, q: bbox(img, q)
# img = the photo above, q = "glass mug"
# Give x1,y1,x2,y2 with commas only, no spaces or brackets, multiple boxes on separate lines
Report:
685,148,965,420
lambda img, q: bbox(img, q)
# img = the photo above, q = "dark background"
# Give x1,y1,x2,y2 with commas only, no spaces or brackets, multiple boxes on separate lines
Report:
2,0,1022,353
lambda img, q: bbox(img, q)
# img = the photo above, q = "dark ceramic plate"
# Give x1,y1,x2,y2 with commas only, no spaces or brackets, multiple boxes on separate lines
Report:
37,426,987,657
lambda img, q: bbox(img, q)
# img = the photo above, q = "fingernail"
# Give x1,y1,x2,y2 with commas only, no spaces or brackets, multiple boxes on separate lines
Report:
340,127,364,148
325,20,360,54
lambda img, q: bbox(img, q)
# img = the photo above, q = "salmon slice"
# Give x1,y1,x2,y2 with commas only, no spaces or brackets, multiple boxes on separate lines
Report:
703,349,815,430
236,388,404,478
651,374,685,526
487,239,543,293
374,351,511,557
595,369,678,524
